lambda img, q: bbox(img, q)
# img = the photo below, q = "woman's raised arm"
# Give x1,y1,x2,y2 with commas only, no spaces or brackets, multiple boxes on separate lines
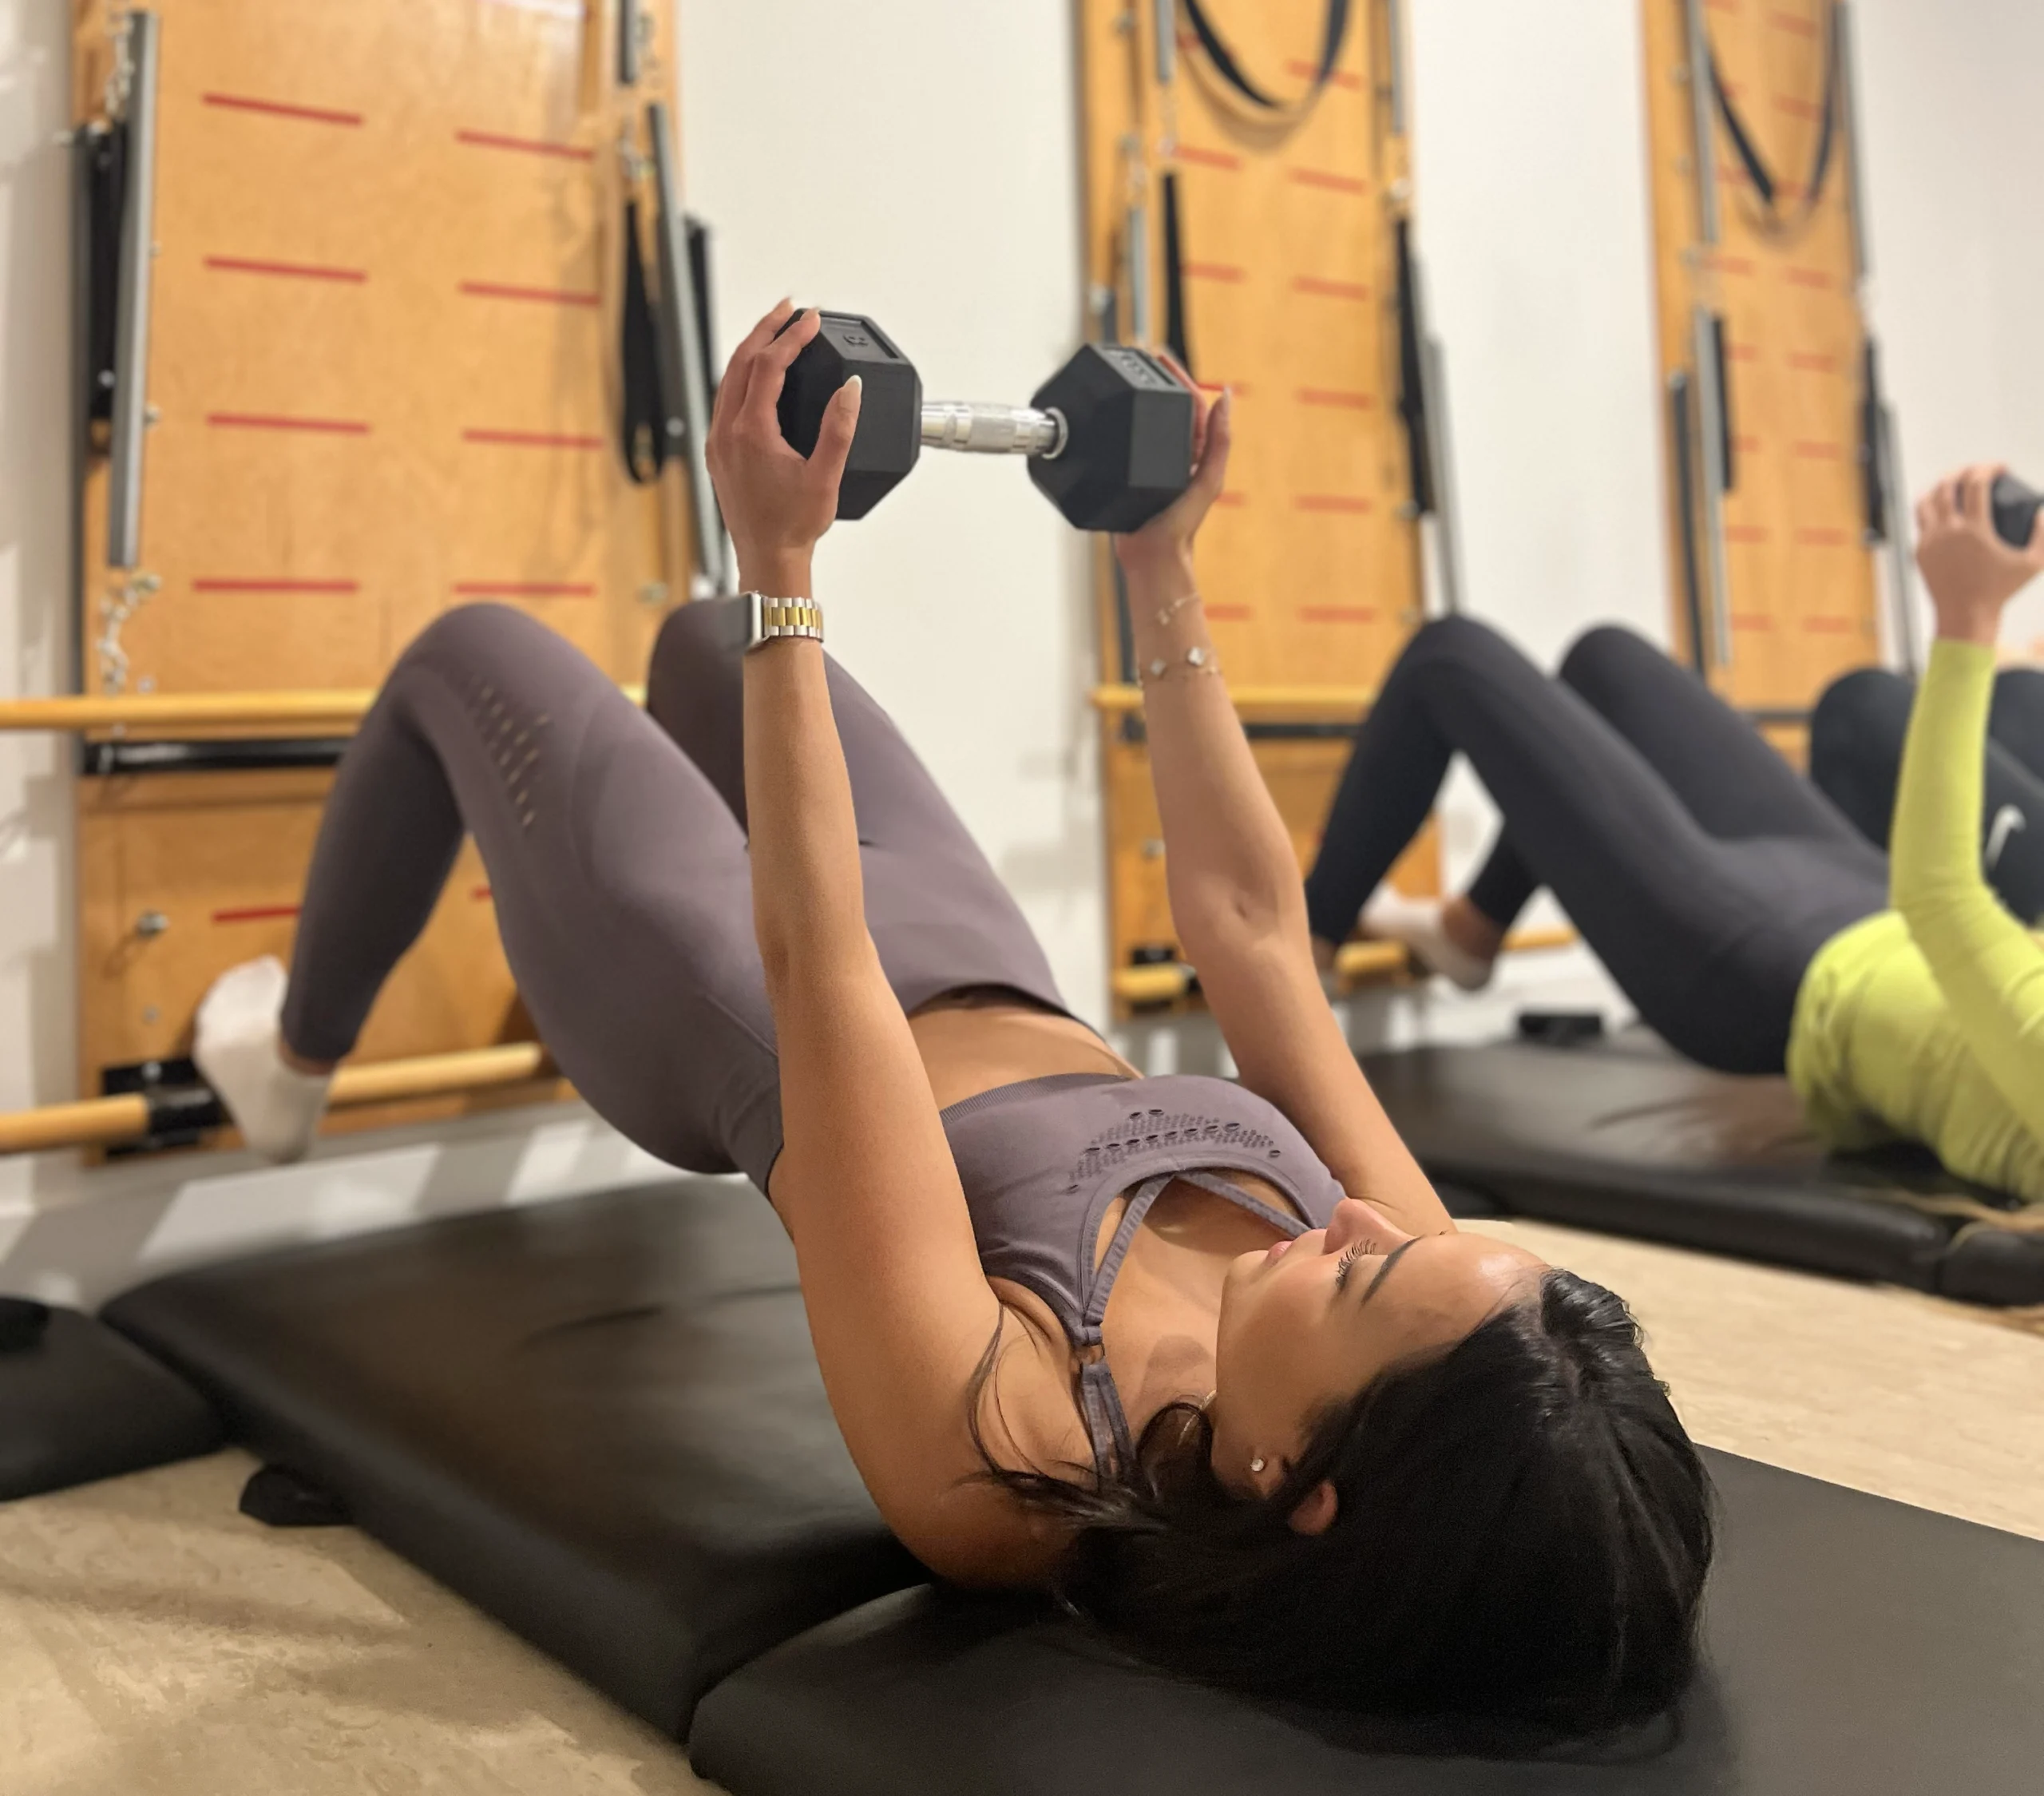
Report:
1115,380,1448,1235
706,305,1038,1579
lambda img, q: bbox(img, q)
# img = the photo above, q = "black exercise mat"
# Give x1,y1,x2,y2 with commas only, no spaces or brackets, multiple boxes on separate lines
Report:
103,1179,921,1736
0,1302,221,1501
691,1450,2044,1796
1363,1034,2044,1304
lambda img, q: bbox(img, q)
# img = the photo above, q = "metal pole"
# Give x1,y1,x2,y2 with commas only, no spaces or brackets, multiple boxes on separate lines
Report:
1384,0,1409,137
1691,304,1733,668
648,103,731,596
1419,335,1464,616
106,11,160,570
1681,0,1721,248
1126,200,1153,343
1151,0,1175,88
1880,402,1919,675
1836,1,1872,281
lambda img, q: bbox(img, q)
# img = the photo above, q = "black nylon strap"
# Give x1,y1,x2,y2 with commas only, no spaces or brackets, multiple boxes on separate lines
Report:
1394,218,1433,516
1161,170,1193,375
1860,339,1888,541
619,196,665,484
1180,0,1353,113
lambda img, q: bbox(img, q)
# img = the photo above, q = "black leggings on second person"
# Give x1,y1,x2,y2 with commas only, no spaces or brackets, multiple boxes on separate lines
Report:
1303,620,1889,1075
277,601,1071,1192
1810,665,2044,923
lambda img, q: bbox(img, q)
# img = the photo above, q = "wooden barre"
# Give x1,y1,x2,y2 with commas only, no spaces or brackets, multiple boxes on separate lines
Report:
1112,926,1582,1006
1091,683,1374,718
0,688,648,735
0,1042,558,1157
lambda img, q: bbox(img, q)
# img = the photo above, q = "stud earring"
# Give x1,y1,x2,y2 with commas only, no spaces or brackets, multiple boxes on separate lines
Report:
1250,1456,1267,1475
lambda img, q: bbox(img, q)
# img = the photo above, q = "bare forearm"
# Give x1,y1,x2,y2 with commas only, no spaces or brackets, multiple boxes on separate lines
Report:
1125,551,1305,947
738,556,872,995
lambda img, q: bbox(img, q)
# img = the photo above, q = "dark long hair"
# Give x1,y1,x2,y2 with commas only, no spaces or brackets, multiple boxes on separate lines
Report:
970,1269,1713,1742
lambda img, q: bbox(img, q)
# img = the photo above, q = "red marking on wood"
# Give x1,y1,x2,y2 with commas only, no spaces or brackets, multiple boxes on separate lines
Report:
1786,267,1832,290
462,428,604,450
1796,526,1852,546
452,581,598,597
1733,435,1765,455
212,904,302,926
1729,613,1776,631
1195,381,1253,398
1288,168,1369,196
1725,525,1771,545
455,129,594,162
1176,145,1241,172
1299,605,1377,624
205,256,366,283
1206,605,1254,621
1211,493,1249,509
1709,253,1757,276
459,280,600,307
1296,495,1373,515
1729,344,1764,363
1182,262,1247,283
1792,441,1842,460
192,577,360,594
1297,388,1376,410
1292,276,1371,303
1775,96,1824,123
208,413,370,435
204,92,362,128
1802,615,1857,632
1770,10,1820,38
1788,351,1837,372
472,885,495,903
1285,61,1365,92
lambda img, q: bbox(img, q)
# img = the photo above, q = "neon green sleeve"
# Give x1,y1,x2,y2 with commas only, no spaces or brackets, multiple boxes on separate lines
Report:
1891,638,2044,1137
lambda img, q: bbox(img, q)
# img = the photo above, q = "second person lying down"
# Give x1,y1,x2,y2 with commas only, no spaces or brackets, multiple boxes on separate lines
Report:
1308,466,2044,1204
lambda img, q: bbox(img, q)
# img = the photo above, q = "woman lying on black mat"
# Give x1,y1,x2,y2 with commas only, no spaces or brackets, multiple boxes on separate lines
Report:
193,303,1709,1742
1811,656,2044,924
1309,466,2044,1206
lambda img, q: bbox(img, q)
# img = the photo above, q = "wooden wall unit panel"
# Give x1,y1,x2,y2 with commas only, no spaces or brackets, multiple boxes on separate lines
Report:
1076,0,1430,1013
64,1,690,1136
1641,0,1879,713
75,0,677,700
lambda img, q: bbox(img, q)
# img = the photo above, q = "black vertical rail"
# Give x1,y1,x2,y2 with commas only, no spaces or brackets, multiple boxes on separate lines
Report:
1670,374,1709,677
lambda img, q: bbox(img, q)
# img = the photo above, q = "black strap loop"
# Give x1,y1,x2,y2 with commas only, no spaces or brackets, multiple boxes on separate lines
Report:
619,196,665,485
1707,3,1843,229
1179,0,1353,116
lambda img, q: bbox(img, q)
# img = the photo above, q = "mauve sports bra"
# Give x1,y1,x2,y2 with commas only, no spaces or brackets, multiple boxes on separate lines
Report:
939,1072,1349,1473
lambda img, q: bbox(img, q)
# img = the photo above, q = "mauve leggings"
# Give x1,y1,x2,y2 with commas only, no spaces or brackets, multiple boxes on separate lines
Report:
279,601,1068,1191
1810,664,2044,923
1303,619,1889,1074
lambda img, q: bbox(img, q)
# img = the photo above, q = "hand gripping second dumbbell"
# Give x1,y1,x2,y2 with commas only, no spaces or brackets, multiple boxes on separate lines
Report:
775,311,1196,532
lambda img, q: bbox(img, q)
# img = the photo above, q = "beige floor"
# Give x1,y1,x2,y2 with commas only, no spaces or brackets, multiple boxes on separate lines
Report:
2,1222,2041,1795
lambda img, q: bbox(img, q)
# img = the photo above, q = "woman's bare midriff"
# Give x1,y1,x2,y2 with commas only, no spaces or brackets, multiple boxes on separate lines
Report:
907,987,1137,1111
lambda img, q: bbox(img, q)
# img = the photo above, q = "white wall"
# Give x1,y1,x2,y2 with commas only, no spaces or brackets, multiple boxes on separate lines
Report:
6,0,2042,1306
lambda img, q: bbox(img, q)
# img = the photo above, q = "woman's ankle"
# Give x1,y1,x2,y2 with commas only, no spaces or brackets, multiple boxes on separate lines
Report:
279,1041,338,1078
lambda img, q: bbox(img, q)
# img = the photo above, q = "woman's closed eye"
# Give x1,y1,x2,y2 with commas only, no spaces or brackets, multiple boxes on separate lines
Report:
1332,1240,1376,1293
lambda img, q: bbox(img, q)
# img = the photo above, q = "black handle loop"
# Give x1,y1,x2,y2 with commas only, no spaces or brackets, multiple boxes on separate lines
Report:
1179,0,1353,120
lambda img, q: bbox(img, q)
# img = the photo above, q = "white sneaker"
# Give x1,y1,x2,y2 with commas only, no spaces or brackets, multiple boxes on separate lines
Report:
1360,890,1496,993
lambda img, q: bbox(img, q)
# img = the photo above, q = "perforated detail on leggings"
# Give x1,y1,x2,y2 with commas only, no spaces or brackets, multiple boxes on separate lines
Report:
464,672,550,832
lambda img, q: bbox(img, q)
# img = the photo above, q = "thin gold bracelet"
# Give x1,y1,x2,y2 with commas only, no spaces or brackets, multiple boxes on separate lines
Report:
1140,644,1222,686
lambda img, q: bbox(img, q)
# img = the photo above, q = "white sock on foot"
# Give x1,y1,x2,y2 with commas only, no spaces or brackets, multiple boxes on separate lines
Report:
192,957,331,1164
1361,891,1496,993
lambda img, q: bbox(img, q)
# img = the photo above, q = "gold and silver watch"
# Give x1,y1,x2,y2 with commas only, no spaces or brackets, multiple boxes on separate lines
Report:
742,591,824,652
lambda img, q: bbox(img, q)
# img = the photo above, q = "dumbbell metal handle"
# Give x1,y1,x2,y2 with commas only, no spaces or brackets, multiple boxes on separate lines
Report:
921,402,1068,461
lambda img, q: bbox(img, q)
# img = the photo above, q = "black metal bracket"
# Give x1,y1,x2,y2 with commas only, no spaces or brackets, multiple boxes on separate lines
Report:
101,1056,225,1157
77,736,351,778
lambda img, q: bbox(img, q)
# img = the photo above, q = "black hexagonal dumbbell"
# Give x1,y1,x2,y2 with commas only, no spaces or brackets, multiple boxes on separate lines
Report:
775,311,1195,532
1991,474,2042,549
